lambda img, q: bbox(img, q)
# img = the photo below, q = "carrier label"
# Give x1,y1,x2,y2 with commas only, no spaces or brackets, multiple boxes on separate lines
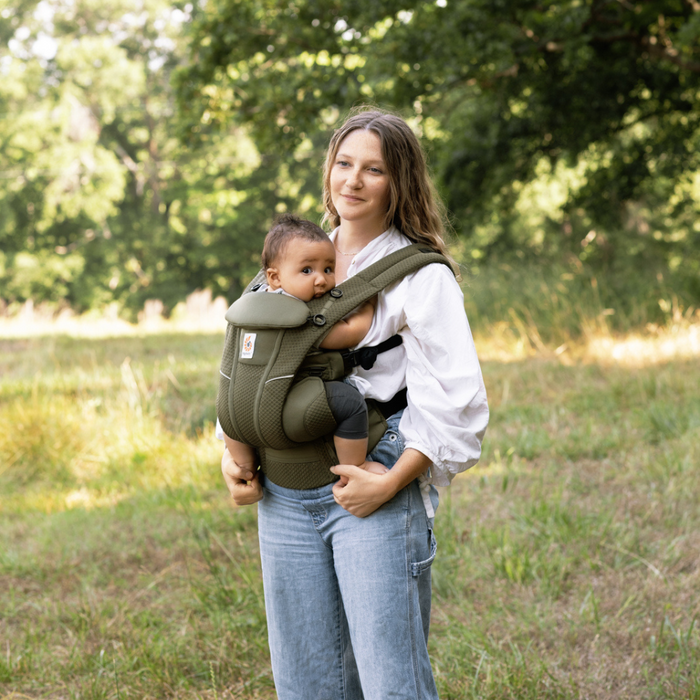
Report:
241,333,256,358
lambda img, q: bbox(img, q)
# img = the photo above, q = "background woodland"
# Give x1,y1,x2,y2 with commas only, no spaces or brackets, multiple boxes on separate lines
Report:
2,0,700,332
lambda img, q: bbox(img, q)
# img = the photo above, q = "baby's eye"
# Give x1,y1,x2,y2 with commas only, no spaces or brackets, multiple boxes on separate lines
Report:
324,267,334,274
301,267,312,274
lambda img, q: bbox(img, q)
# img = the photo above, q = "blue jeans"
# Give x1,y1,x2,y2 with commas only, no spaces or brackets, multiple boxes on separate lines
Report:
257,412,439,699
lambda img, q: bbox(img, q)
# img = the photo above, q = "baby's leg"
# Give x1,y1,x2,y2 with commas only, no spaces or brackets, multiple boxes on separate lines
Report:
334,435,369,468
334,436,388,484
334,437,387,473
325,382,388,475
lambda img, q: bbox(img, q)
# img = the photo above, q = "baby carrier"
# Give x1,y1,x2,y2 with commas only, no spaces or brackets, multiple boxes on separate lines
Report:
216,244,452,489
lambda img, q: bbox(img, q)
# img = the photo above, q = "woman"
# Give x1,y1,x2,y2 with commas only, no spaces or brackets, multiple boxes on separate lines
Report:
220,108,489,700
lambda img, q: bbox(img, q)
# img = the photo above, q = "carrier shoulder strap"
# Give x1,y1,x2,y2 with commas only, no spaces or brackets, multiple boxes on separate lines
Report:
302,244,453,345
255,245,454,488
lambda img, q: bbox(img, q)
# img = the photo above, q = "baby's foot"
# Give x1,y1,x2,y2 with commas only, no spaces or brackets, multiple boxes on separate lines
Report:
362,460,389,475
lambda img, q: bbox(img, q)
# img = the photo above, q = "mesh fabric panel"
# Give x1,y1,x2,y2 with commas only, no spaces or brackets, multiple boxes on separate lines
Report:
216,246,452,487
303,389,336,437
216,325,237,439
230,363,265,445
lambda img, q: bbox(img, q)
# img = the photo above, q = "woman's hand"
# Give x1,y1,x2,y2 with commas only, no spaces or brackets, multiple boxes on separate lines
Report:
330,447,432,518
221,448,263,506
330,465,398,518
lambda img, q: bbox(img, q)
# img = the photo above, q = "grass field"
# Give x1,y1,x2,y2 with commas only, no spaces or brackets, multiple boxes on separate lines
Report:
1,322,699,699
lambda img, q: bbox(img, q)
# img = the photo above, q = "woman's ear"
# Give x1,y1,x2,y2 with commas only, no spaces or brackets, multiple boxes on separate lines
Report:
266,267,281,290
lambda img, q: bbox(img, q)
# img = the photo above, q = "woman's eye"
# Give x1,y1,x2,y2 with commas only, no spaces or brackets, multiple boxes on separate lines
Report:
369,167,383,174
336,160,349,167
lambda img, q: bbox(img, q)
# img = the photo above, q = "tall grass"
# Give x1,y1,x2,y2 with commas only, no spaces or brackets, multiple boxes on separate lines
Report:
464,260,698,348
0,334,224,514
1,268,699,698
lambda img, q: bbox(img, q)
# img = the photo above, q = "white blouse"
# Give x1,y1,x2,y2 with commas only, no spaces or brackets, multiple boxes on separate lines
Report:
331,227,489,490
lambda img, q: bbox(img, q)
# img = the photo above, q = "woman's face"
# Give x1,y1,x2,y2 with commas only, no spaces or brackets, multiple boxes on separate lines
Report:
329,129,391,233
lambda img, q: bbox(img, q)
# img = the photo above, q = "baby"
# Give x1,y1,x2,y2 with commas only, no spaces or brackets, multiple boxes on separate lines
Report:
223,214,387,478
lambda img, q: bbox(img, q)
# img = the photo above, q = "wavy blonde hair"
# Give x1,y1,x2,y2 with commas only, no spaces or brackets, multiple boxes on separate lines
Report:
322,107,455,268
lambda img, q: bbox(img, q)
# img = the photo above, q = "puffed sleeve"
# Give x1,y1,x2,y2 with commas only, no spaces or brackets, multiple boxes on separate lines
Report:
398,264,489,486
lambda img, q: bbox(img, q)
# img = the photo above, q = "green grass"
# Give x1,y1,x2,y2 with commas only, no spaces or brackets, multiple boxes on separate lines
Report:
462,258,700,346
1,332,699,699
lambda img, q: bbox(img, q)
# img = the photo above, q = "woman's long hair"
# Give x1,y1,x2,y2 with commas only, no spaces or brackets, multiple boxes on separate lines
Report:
322,107,455,266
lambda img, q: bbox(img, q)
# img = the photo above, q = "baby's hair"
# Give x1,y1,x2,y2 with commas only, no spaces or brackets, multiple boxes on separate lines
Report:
261,214,330,269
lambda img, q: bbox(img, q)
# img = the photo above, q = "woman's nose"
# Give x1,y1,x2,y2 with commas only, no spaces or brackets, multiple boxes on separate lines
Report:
346,167,362,188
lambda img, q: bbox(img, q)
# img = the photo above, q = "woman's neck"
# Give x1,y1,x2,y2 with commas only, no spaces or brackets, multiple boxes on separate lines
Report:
335,219,387,255
332,220,387,283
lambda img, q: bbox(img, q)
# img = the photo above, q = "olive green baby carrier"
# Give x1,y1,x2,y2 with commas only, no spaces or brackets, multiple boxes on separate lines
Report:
216,244,451,489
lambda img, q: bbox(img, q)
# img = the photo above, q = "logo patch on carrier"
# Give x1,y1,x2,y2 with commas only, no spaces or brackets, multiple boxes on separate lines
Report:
241,333,256,358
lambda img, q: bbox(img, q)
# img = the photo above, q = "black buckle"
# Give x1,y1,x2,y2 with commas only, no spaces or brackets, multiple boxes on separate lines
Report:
342,348,374,371
341,335,403,371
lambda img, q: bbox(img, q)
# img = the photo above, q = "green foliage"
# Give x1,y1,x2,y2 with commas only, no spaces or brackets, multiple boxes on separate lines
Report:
3,0,700,316
2,249,85,301
181,0,700,309
0,0,321,314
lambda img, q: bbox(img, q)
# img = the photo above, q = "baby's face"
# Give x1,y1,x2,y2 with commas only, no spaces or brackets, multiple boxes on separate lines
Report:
267,237,336,301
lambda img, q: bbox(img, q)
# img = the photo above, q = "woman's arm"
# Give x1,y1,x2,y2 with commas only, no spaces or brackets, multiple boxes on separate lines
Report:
330,263,488,517
320,298,375,349
330,447,431,518
221,436,263,505
391,265,489,486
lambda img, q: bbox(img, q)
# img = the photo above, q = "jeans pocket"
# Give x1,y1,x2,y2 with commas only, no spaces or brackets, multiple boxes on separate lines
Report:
410,527,437,577
367,409,405,468
367,430,404,468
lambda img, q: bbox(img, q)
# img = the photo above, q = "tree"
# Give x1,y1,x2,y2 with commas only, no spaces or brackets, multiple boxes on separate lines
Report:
5,0,699,314
0,0,315,313
179,0,700,291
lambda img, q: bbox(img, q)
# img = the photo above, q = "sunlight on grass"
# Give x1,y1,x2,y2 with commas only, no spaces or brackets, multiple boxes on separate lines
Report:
2,312,699,698
0,390,223,513
0,336,224,514
0,312,227,339
474,315,700,367
6,303,700,370
585,320,700,366
0,290,229,339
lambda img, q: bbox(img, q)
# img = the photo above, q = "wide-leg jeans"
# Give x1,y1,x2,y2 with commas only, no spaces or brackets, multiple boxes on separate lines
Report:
257,412,439,700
